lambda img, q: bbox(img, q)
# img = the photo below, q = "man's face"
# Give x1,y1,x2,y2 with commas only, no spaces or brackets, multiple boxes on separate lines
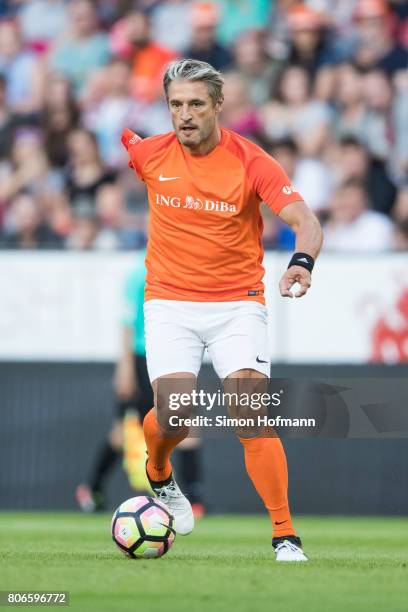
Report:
167,80,222,150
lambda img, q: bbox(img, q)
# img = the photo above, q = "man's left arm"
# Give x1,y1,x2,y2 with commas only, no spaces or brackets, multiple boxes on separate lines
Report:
246,147,323,297
278,201,323,298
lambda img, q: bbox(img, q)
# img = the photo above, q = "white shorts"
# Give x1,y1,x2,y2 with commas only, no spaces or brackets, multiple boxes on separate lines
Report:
144,300,270,382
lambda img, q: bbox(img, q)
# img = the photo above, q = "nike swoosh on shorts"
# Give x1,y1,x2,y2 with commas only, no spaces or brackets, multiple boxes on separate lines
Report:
256,356,268,363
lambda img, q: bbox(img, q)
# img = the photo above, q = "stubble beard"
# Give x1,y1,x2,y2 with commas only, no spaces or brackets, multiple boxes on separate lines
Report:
178,121,217,153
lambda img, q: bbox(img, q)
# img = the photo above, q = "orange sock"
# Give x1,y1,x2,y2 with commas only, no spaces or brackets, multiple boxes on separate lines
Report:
143,408,188,482
240,436,296,538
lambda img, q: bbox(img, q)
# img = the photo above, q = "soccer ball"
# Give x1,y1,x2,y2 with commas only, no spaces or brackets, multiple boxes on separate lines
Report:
111,496,176,559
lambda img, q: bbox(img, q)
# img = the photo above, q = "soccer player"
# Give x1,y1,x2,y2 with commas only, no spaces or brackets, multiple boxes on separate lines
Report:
122,59,323,562
76,253,205,515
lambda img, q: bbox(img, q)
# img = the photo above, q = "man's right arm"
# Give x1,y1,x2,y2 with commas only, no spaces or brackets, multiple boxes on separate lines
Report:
121,128,144,179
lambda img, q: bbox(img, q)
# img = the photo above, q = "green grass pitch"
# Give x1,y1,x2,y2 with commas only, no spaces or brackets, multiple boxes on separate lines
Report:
1,513,407,612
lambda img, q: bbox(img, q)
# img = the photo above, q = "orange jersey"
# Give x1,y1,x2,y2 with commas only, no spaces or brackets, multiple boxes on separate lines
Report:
122,128,303,304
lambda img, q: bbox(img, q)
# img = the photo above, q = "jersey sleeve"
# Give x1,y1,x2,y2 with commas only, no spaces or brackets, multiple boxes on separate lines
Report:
247,149,304,214
121,128,145,180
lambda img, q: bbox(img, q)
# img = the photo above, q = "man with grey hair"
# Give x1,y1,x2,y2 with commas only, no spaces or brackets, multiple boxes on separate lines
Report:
122,59,323,562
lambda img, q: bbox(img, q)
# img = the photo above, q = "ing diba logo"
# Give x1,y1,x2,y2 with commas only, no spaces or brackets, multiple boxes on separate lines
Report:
155,193,237,213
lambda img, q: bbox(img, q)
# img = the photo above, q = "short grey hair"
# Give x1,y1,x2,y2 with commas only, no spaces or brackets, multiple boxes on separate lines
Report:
163,59,224,104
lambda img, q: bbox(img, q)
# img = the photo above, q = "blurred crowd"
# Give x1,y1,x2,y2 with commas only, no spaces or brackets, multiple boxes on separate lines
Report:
0,0,407,252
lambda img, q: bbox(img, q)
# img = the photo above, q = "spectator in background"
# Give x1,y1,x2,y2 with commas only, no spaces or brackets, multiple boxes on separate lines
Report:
17,0,68,53
0,1,14,18
0,128,64,209
150,0,191,53
65,209,116,250
394,219,408,250
96,183,125,235
393,186,408,249
65,129,118,212
94,182,147,250
233,29,283,106
323,178,394,251
183,2,232,71
49,0,111,96
334,63,403,180
333,62,366,141
311,0,361,61
220,72,262,139
108,10,176,134
214,0,272,47
84,57,146,169
41,73,80,169
66,182,131,251
304,0,357,31
286,4,340,77
361,69,395,163
392,185,408,226
352,0,408,78
0,19,45,114
333,137,397,217
388,0,408,25
0,73,27,163
393,70,408,181
269,137,332,215
260,64,332,157
0,0,405,253
109,10,176,103
95,0,136,26
1,192,63,249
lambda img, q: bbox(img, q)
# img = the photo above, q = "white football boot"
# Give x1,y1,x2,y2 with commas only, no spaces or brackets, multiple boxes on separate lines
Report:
273,536,309,562
146,468,194,536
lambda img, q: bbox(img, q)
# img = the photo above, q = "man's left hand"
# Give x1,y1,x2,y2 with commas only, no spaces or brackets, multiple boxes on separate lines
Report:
279,265,311,298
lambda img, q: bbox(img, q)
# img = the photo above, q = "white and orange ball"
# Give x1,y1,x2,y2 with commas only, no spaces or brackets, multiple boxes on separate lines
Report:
111,496,176,559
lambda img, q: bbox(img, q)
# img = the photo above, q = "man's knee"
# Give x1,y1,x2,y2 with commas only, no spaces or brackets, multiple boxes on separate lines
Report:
153,372,196,434
227,368,268,380
224,369,269,437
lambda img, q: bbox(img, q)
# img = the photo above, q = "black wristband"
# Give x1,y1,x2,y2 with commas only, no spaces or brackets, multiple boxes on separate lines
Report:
288,252,315,273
